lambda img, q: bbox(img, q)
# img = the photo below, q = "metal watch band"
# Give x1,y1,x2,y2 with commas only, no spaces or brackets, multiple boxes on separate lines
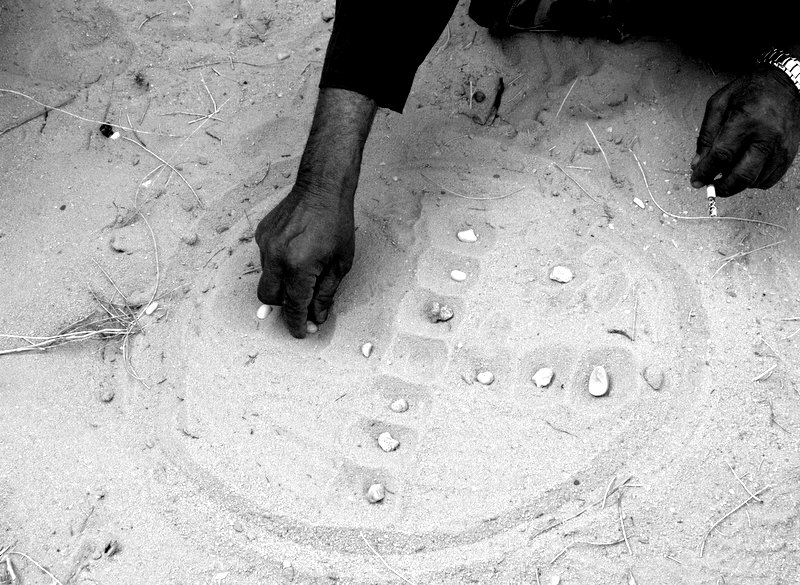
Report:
758,48,800,95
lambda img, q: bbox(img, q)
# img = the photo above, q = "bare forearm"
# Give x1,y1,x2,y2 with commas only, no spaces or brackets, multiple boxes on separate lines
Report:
295,88,378,201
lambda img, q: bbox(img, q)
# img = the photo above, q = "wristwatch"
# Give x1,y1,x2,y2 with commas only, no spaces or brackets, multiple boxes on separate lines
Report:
757,48,800,94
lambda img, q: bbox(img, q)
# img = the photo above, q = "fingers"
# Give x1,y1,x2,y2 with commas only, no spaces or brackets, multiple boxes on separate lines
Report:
690,117,751,191
282,269,318,339
714,142,773,197
257,256,284,305
309,268,343,325
691,88,728,187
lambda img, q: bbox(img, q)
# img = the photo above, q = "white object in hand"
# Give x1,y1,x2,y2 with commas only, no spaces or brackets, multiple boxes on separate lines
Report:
706,184,718,217
256,304,272,320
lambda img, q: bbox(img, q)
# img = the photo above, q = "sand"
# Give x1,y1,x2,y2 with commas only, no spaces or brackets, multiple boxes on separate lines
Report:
1,1,798,583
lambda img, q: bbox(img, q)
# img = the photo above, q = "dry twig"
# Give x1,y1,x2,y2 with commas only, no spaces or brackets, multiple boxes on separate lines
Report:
630,150,786,231
586,122,611,177
552,162,602,205
554,78,578,121
698,485,771,557
420,172,526,201
360,533,418,585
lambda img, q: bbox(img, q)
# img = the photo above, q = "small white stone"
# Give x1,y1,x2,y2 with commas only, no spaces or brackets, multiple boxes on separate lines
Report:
550,576,561,585
633,197,645,209
589,365,609,397
476,371,494,385
144,301,159,316
532,367,554,388
457,229,478,243
450,269,467,282
366,483,385,503
361,342,373,358
277,52,290,60
306,321,318,334
256,304,272,320
110,131,120,140
141,179,153,189
390,398,409,413
549,266,573,283
377,431,400,452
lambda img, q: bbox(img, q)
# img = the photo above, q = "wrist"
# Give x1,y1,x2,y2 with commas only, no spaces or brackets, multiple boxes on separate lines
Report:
295,88,377,200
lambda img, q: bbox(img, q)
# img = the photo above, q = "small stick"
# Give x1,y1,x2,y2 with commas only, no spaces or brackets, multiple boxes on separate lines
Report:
360,533,419,585
550,537,630,564
186,0,194,9
137,11,164,30
535,566,541,585
783,326,800,341
632,293,638,341
138,97,151,126
601,475,616,509
464,30,478,49
544,420,577,438
469,79,473,110
698,485,771,557
566,165,593,170
0,89,177,136
664,554,682,564
551,162,601,205
630,150,786,231
0,95,76,136
126,113,146,147
554,78,578,121
745,509,752,528
711,240,786,279
532,476,634,538
586,122,611,177
618,499,632,555
436,24,451,56
420,172,526,201
726,462,761,502
120,136,201,206
751,363,777,383
9,551,66,585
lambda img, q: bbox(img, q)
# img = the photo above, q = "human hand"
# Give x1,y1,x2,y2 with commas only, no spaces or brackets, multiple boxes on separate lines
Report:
255,186,354,338
691,65,800,196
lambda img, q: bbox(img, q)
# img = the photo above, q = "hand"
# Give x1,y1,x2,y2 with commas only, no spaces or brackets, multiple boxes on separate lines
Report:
691,65,800,197
256,186,354,338
253,88,376,338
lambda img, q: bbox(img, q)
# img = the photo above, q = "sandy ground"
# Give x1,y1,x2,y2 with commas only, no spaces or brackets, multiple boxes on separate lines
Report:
1,1,799,584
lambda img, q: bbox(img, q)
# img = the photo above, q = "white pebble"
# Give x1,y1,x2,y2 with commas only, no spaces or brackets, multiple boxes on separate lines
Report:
366,483,385,503
361,342,374,358
532,367,554,388
550,576,561,585
144,301,159,316
476,371,494,385
377,431,400,452
457,229,478,243
390,398,409,413
589,365,609,397
277,52,290,60
549,266,573,283
633,197,645,209
450,269,467,282
306,321,318,334
110,131,120,140
256,304,272,320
